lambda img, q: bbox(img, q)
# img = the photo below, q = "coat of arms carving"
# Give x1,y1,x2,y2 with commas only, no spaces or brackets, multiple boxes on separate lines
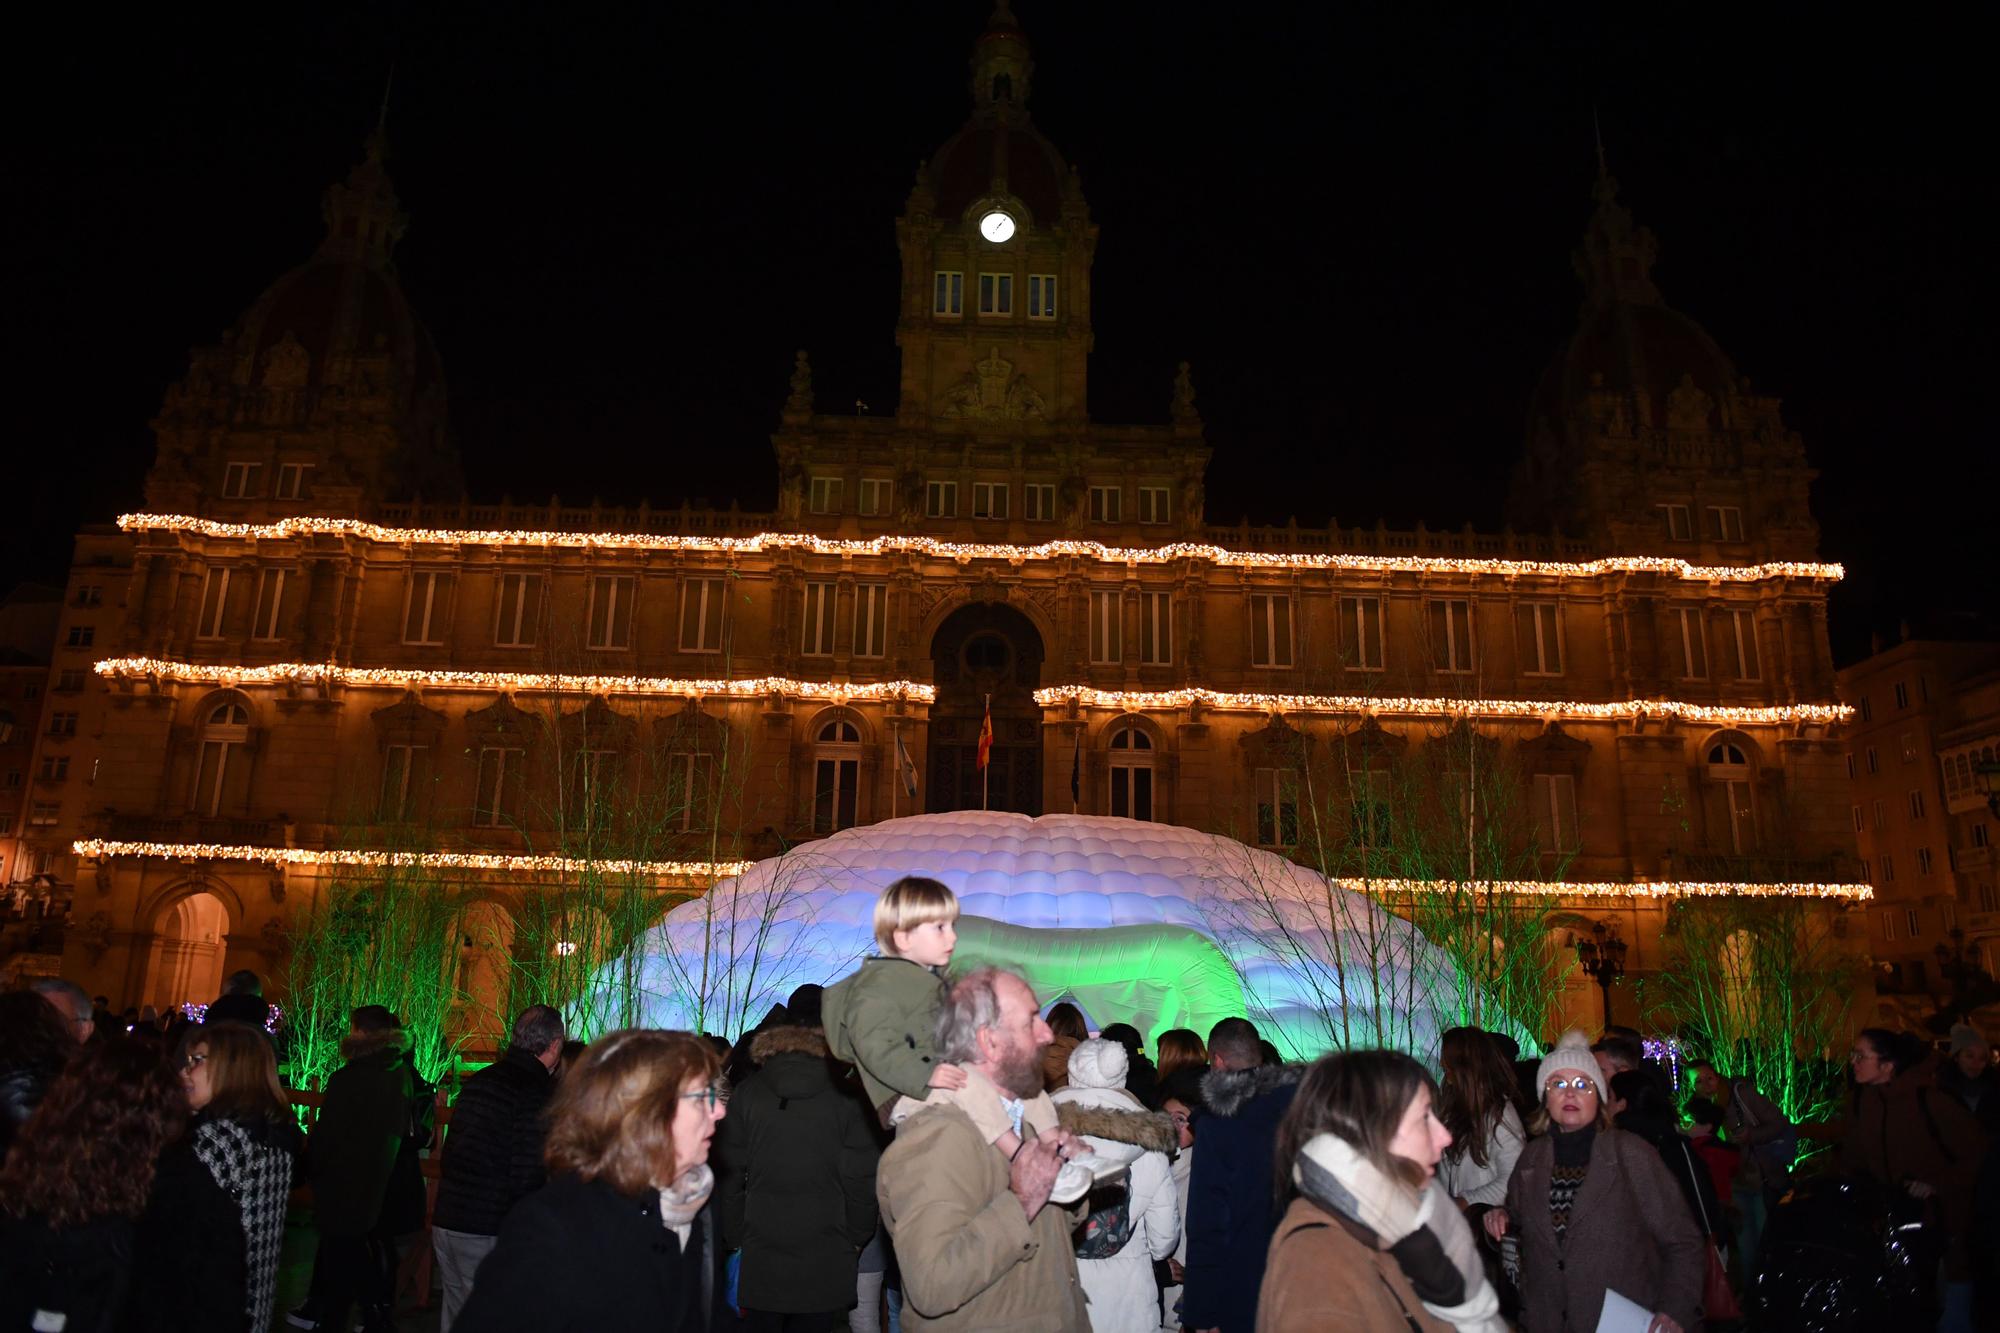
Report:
939,347,1046,420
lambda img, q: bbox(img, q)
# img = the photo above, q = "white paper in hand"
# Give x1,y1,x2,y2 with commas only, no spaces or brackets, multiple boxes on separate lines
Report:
1594,1288,1654,1333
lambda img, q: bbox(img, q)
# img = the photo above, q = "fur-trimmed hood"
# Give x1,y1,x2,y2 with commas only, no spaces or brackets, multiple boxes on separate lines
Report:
1200,1061,1305,1117
1054,1099,1178,1154
338,1026,408,1063
749,1024,830,1064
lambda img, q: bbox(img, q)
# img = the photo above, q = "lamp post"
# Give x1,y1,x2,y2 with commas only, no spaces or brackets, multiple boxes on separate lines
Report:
1576,920,1628,1028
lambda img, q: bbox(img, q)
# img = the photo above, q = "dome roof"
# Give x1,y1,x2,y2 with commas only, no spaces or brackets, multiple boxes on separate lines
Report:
600,812,1477,1059
930,122,1069,226
234,256,444,405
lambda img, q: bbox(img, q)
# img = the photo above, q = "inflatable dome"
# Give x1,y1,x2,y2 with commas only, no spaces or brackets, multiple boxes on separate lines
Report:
594,812,1481,1060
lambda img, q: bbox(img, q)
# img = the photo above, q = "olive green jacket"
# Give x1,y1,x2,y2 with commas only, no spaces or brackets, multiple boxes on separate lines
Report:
822,956,947,1118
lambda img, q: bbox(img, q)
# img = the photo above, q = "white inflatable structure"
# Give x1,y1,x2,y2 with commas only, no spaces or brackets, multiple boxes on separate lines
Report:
598,811,1480,1060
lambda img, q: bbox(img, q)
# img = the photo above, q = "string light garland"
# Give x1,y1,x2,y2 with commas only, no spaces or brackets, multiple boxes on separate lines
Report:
117,513,1844,584
70,838,1869,900
94,657,1851,727
71,839,751,880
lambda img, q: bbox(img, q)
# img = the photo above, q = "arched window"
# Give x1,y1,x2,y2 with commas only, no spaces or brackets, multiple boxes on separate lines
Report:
1704,737,1757,855
813,716,863,834
1108,723,1155,822
193,700,250,817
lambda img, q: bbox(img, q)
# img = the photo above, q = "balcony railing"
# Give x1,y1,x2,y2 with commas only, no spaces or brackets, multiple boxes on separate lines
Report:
1668,850,1866,884
96,815,286,846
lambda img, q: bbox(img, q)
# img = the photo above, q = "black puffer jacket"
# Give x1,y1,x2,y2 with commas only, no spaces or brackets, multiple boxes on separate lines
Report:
308,1035,415,1236
715,1025,881,1314
434,1046,556,1236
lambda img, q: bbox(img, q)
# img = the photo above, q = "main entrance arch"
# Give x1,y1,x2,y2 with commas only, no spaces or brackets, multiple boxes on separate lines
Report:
145,891,229,1011
928,603,1044,815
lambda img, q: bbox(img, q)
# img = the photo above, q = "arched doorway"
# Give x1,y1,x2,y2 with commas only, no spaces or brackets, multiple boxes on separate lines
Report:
456,900,516,1049
146,891,229,1011
928,603,1044,814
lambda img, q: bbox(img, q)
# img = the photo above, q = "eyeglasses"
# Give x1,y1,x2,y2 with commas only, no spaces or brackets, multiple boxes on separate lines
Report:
1544,1077,1598,1095
1167,1111,1191,1127
678,1082,723,1111
181,1052,209,1073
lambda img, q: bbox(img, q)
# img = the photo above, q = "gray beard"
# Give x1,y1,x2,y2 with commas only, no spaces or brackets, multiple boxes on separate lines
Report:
988,1040,1046,1100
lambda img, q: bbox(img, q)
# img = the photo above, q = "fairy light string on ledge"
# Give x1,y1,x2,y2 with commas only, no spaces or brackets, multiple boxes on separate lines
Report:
68,839,1870,901
94,657,1853,727
71,839,750,880
116,513,1845,584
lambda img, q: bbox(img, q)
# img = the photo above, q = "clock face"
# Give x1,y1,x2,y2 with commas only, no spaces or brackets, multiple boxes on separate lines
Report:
979,210,1017,243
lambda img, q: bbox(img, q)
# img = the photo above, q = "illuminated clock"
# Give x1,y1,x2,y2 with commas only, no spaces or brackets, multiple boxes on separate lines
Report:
978,210,1017,243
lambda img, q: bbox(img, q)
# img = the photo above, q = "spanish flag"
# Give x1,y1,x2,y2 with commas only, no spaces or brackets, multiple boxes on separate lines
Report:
976,695,993,770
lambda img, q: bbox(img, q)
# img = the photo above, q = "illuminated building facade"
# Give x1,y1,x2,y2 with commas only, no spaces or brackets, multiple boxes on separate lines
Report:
15,8,1863,1024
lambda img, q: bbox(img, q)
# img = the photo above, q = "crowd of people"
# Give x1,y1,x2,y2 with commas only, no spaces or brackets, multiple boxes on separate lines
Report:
1,881,1997,1332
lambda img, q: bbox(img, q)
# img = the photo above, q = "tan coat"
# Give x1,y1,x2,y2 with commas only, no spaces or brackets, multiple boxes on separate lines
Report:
1256,1198,1452,1333
1504,1126,1705,1333
876,1100,1088,1333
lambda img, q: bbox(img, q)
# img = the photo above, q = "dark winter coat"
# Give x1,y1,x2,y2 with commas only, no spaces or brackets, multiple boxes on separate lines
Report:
1182,1062,1304,1333
1614,1108,1725,1238
0,1212,136,1333
1844,1067,1989,1278
454,1171,719,1333
202,993,270,1029
1504,1125,1706,1333
716,1025,881,1314
433,1046,556,1236
0,1056,57,1159
308,1035,414,1235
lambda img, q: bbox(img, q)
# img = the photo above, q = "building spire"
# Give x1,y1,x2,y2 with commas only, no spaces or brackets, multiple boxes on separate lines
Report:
1572,141,1661,312
318,108,408,269
969,0,1033,122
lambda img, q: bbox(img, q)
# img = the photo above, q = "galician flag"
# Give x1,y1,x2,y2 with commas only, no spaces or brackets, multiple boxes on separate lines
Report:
895,732,919,798
976,695,994,770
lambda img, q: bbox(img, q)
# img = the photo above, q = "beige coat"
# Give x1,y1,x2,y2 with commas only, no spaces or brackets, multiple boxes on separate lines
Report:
1256,1197,1453,1333
876,1098,1089,1333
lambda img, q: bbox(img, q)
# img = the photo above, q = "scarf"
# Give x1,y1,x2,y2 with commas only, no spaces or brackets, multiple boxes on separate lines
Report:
657,1163,715,1227
1294,1133,1506,1333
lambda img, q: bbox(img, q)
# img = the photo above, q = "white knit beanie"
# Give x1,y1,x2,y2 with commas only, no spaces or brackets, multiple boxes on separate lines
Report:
1066,1036,1129,1090
1534,1030,1600,1097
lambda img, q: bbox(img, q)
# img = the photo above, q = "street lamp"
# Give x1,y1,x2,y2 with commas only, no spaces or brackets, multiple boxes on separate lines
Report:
1576,920,1629,1027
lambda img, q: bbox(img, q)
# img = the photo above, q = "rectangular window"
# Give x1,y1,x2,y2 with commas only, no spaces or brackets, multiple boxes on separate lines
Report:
1533,773,1580,854
74,585,102,607
54,669,85,693
47,712,78,737
978,272,1013,316
679,577,726,653
1673,607,1708,679
1348,768,1392,850
1025,484,1056,521
801,582,837,656
64,625,95,648
1516,602,1563,676
1882,853,1896,883
473,747,522,827
251,569,287,640
1909,789,1926,819
1139,591,1173,665
1873,799,1885,829
1846,753,1857,780
813,757,859,834
1860,697,1872,722
1728,609,1761,680
925,481,957,518
1907,907,1920,937
1089,486,1122,523
0,814,10,835
38,756,69,782
1901,732,1918,764
1338,596,1384,671
662,751,717,833
1918,846,1934,875
196,568,232,639
809,476,843,514
29,803,59,829
1881,909,1896,941
276,462,313,500
1708,506,1745,542
1027,273,1057,319
1429,599,1474,673
933,270,963,316
853,584,888,658
1893,680,1909,709
586,576,636,649
1974,822,1990,848
972,482,1009,519
1866,747,1879,774
1248,593,1294,669
380,744,423,820
858,478,892,517
1109,762,1153,822
403,571,451,644
1138,486,1171,525
1659,504,1693,541
1255,768,1299,848
1852,804,1864,832
222,461,262,498
493,573,542,647
1090,591,1123,665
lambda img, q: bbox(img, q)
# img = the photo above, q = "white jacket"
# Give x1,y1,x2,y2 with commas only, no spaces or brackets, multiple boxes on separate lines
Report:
1437,1101,1524,1208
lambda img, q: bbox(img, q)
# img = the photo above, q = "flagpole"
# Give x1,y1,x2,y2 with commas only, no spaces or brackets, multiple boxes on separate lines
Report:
981,693,991,812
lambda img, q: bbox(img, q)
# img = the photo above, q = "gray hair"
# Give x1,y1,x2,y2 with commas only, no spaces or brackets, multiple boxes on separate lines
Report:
935,966,1018,1065
511,1004,566,1054
30,977,93,1023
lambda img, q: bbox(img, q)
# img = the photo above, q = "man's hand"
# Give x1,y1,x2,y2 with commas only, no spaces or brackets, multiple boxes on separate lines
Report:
1646,1317,1683,1333
927,1062,968,1090
1008,1136,1064,1220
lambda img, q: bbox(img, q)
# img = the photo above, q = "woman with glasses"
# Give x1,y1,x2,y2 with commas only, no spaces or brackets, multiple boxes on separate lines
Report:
1482,1031,1703,1332
457,1030,727,1333
130,1021,302,1332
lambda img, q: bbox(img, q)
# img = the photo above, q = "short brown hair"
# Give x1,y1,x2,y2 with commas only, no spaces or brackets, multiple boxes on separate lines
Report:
182,1023,288,1121
1154,1028,1207,1083
1275,1050,1437,1204
544,1030,721,1193
873,876,958,955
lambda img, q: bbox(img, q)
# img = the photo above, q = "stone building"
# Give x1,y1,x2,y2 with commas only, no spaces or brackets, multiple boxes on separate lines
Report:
15,6,1864,1030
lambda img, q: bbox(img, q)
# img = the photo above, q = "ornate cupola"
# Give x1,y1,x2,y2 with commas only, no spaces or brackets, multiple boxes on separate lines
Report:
146,128,460,519
1510,164,1818,563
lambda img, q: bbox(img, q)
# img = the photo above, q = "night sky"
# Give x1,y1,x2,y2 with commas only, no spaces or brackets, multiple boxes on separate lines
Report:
10,3,1992,663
